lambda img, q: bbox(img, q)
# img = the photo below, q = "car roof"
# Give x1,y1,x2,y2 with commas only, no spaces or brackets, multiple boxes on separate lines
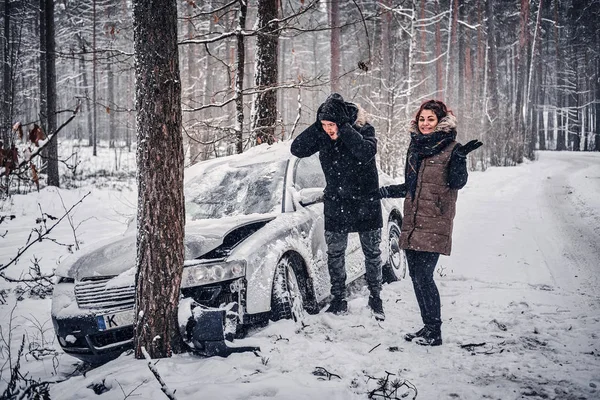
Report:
184,141,293,184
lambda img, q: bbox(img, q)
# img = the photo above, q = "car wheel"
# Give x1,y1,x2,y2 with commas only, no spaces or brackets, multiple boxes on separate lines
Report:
382,219,407,283
270,254,305,322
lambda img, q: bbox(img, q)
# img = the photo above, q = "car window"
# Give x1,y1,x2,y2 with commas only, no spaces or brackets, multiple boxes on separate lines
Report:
294,153,326,189
185,159,287,220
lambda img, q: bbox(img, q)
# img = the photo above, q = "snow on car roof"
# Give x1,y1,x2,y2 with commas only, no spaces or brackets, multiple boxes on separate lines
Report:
184,142,293,220
184,141,293,184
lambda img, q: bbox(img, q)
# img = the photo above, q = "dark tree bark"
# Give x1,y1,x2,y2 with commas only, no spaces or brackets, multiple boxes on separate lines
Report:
92,0,97,155
235,0,247,154
133,0,185,359
570,54,581,151
2,0,11,147
329,0,340,93
39,0,47,135
554,0,566,151
435,0,443,94
513,0,530,162
596,50,600,151
44,0,59,187
108,62,115,148
485,0,500,166
252,0,279,145
526,0,543,158
74,34,93,146
457,0,467,113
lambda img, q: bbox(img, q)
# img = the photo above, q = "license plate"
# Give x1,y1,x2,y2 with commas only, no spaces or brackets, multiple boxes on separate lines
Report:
97,309,135,331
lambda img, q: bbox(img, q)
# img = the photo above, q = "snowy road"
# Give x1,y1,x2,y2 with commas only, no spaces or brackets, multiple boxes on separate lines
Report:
449,151,600,296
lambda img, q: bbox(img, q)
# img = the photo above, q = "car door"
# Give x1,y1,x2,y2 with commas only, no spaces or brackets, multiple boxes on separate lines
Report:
290,154,329,302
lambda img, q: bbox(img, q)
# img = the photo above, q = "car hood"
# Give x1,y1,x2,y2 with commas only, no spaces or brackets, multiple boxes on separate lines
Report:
57,214,277,280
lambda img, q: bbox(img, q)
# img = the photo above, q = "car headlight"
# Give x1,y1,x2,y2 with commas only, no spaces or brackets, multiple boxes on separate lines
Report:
181,260,246,288
56,276,75,284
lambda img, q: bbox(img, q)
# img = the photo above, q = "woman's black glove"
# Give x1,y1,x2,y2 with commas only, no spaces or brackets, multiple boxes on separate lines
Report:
456,139,483,157
378,183,407,199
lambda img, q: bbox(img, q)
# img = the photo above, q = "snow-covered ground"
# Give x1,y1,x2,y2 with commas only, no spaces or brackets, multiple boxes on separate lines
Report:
1,150,599,399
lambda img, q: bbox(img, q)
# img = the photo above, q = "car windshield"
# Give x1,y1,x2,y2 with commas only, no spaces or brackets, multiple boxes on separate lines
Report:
185,158,288,220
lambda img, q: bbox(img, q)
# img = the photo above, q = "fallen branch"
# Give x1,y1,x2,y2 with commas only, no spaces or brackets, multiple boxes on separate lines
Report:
312,366,341,380
366,370,418,400
460,342,487,350
368,343,381,353
141,347,177,400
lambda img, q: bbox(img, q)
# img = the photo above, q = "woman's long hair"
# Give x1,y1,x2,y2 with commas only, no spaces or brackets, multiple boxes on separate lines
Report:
414,100,453,124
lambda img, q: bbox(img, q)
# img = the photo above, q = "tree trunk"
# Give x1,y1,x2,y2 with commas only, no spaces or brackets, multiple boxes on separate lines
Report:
457,0,467,116
380,0,392,138
44,0,59,187
39,0,47,135
92,0,97,155
75,35,93,146
235,0,247,153
554,0,566,151
405,2,417,120
252,0,279,146
38,0,48,174
485,0,502,166
329,0,340,92
2,0,11,147
108,62,115,148
133,0,185,359
435,0,443,95
570,55,581,151
526,0,543,158
514,0,530,163
596,49,600,151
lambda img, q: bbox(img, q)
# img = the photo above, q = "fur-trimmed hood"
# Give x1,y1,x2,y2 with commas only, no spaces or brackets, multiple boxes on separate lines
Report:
353,103,368,127
409,114,457,134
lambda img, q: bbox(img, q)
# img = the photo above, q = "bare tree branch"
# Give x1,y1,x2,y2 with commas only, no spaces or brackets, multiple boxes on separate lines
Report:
0,191,91,280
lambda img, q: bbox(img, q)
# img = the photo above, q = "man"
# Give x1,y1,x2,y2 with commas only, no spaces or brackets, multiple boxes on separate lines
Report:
290,93,385,321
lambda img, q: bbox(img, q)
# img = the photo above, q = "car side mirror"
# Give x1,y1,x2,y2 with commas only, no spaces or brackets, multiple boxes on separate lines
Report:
298,188,324,207
291,187,324,207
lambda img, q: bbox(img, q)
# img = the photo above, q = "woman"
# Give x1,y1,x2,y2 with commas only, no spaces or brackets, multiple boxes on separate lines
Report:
379,100,482,346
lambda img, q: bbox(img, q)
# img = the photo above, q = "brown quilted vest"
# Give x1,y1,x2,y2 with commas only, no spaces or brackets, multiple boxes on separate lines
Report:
399,142,459,256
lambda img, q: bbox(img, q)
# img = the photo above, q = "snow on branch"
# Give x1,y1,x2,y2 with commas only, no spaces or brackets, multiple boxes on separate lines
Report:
183,79,323,113
414,52,448,65
179,0,319,45
0,191,91,281
184,0,238,18
2,102,81,182
141,347,178,400
457,19,480,30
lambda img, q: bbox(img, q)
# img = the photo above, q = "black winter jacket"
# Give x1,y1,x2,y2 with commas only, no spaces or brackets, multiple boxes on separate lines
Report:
291,122,383,233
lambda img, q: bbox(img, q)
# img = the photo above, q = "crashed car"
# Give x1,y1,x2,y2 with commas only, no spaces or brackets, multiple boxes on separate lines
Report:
52,142,406,364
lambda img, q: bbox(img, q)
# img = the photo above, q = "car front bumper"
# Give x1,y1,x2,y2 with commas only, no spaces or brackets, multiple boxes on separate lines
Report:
52,313,134,364
53,300,257,364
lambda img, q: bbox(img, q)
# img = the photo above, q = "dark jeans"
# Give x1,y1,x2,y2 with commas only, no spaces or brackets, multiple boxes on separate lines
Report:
325,230,382,299
406,249,441,327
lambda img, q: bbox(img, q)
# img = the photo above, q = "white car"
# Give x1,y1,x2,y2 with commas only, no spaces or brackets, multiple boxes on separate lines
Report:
51,142,406,363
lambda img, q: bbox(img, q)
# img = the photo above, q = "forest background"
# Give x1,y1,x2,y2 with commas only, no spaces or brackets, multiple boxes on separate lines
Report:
1,0,599,191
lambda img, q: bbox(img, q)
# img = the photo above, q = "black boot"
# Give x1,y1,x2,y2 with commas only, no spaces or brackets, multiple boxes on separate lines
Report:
368,295,385,321
326,297,348,314
404,326,427,342
415,325,442,346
